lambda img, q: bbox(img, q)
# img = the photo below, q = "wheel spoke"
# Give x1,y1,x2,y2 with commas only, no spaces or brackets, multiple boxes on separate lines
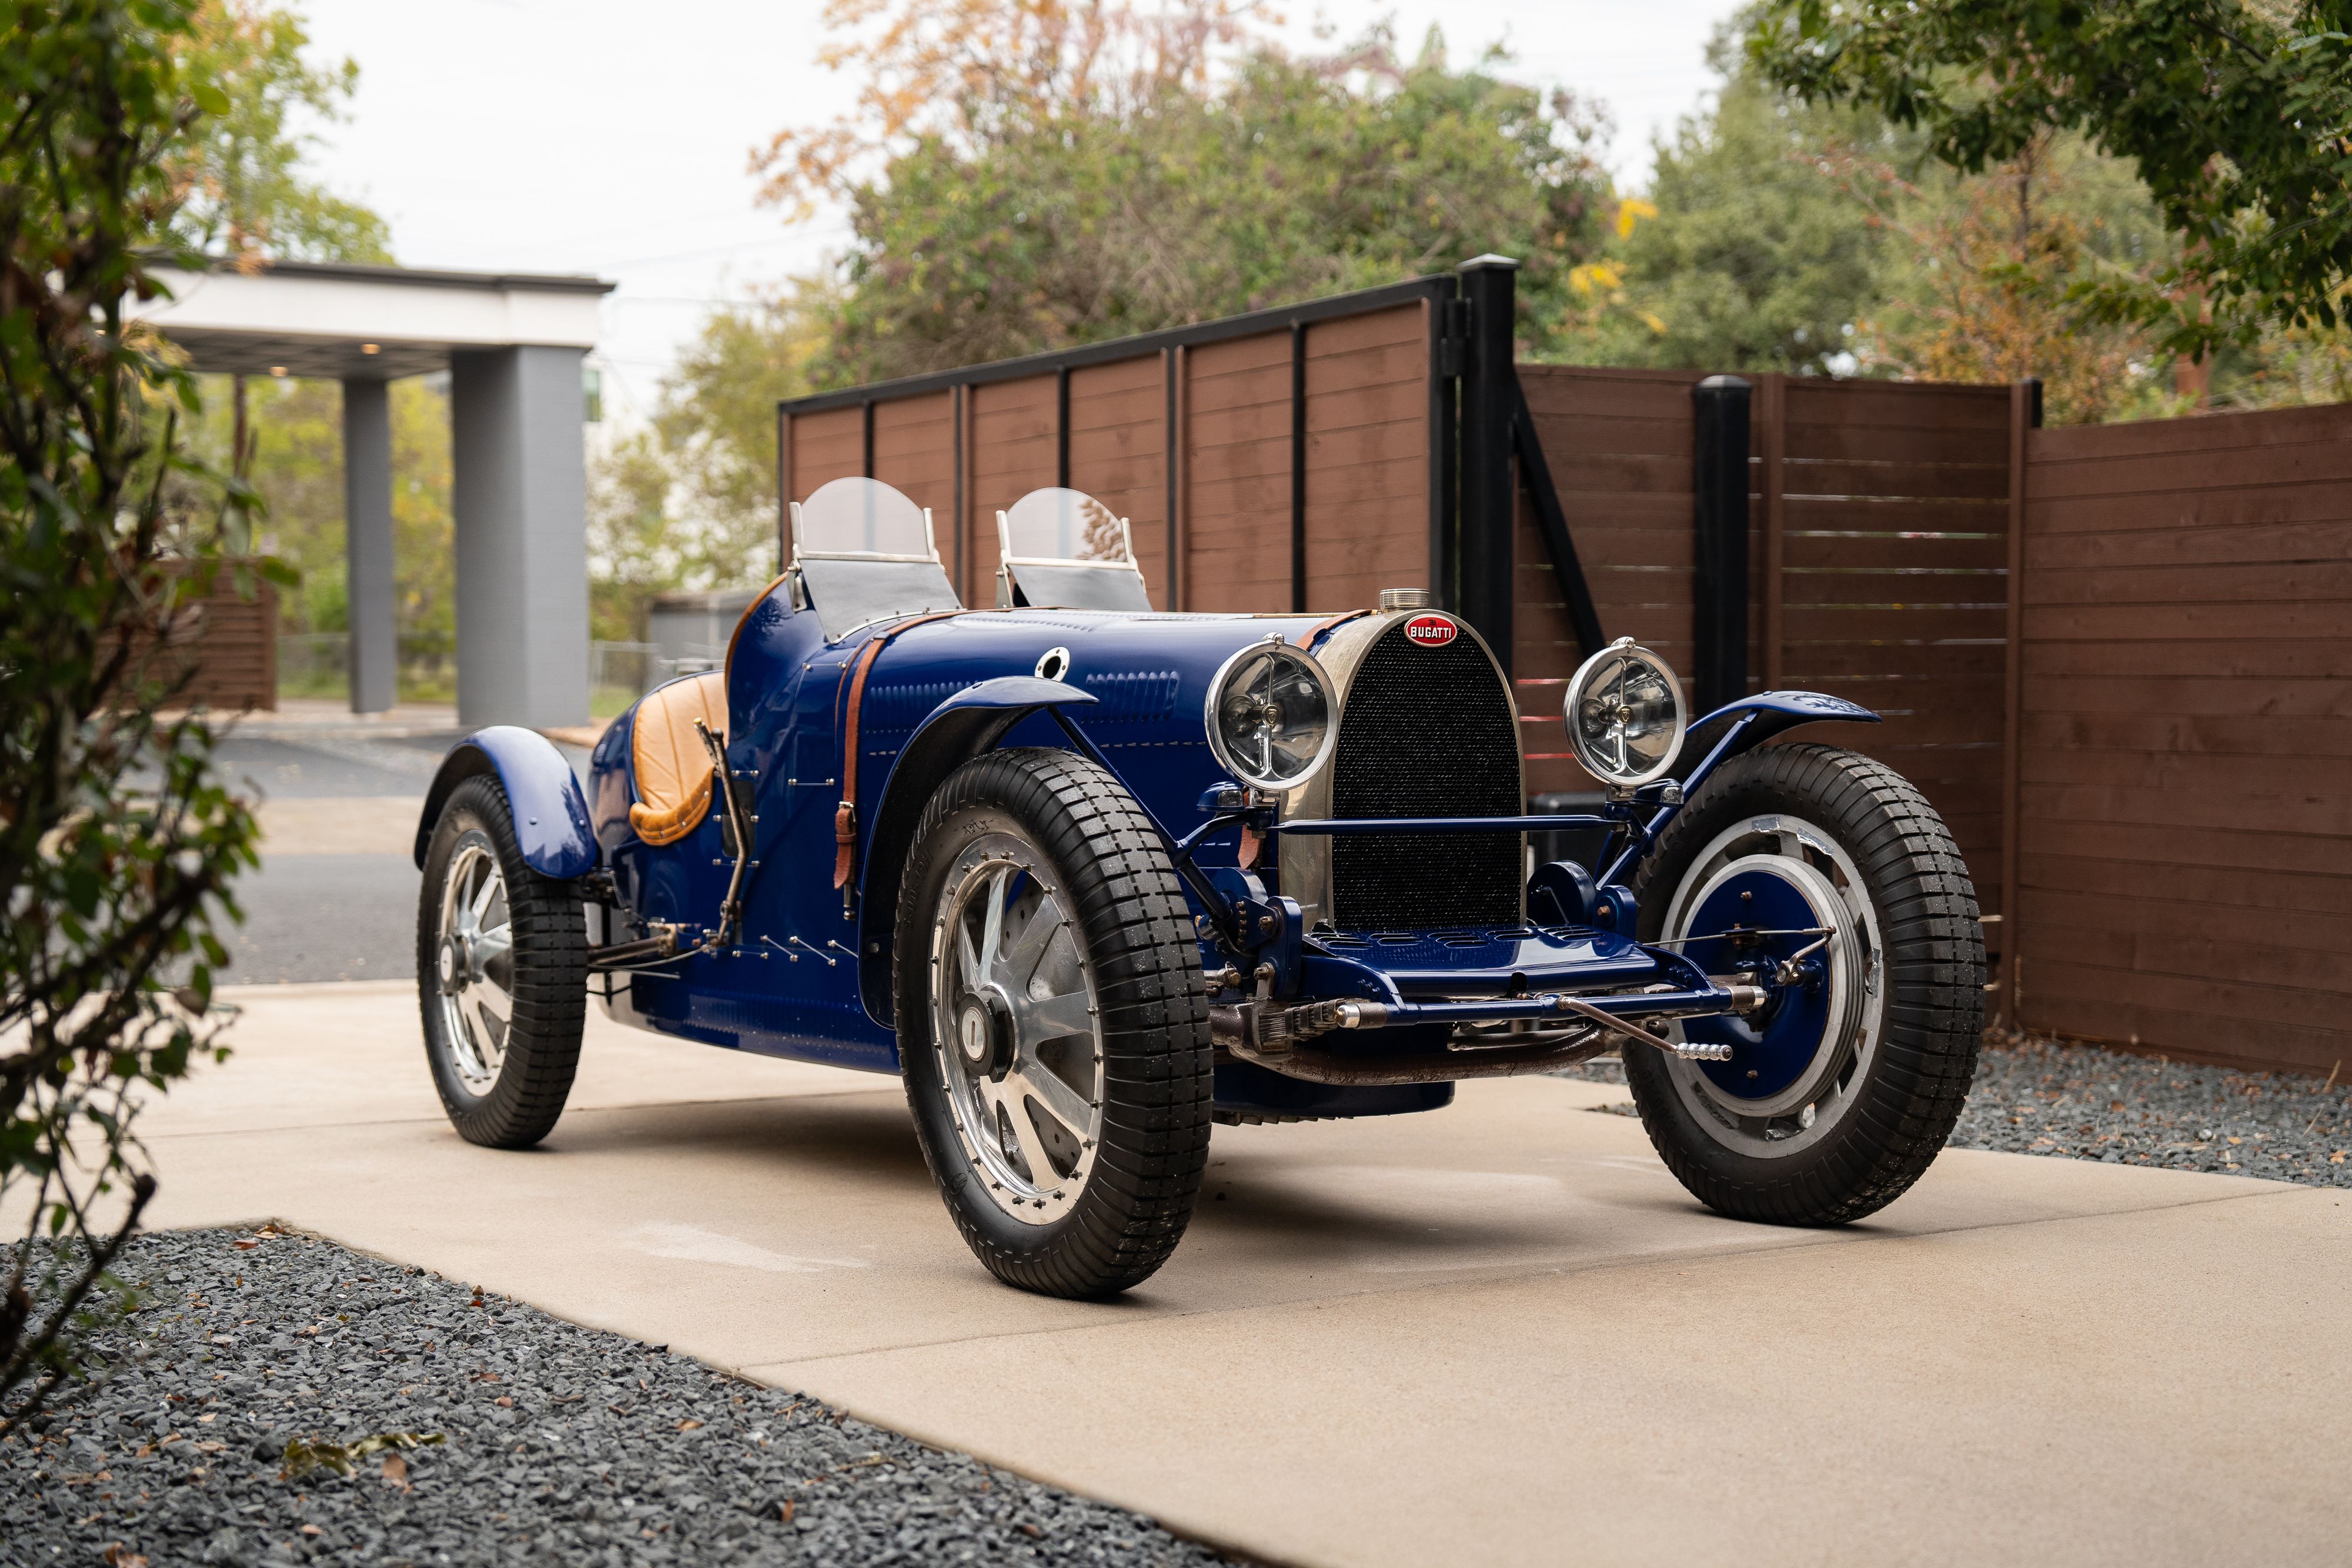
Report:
1000,1077,1064,1186
473,922,513,970
470,865,501,926
975,867,1009,981
956,921,981,992
459,993,500,1076
1018,987,1094,1043
995,893,1063,992
473,976,513,1024
1009,1055,1093,1134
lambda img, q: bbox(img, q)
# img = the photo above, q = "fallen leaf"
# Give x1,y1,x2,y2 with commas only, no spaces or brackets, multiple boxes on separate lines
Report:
779,1500,796,1523
381,1454,409,1489
676,1419,703,1432
279,1432,445,1481
233,1241,259,1251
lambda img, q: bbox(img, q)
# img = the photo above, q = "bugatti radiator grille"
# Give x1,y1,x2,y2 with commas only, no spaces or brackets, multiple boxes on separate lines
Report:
1328,623,1522,931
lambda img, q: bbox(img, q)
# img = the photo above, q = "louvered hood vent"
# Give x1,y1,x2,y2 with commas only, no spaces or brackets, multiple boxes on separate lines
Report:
1327,621,1523,931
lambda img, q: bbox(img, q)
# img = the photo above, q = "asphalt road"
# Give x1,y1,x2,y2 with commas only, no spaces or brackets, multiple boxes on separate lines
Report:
216,730,588,986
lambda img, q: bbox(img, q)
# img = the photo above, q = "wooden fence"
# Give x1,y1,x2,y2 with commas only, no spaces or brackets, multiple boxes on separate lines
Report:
780,283,1446,617
143,561,278,713
1513,367,2014,926
2007,401,2352,1077
781,268,2350,1076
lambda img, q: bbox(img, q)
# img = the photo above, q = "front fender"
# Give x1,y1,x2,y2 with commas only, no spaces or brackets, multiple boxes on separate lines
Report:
854,677,1098,1023
413,726,598,880
1686,690,1879,764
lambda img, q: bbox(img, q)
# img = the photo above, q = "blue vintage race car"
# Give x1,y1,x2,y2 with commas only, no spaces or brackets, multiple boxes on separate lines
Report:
414,479,1984,1296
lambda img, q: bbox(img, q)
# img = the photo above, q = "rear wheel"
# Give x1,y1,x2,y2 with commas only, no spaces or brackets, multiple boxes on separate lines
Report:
896,748,1211,1297
1623,744,1983,1224
416,774,587,1148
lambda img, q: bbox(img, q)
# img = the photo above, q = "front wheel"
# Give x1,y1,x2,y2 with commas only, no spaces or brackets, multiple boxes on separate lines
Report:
1624,744,1983,1225
416,774,587,1149
896,748,1212,1297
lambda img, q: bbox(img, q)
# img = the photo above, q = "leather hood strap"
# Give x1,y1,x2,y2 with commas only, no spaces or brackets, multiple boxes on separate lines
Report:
1294,609,1371,650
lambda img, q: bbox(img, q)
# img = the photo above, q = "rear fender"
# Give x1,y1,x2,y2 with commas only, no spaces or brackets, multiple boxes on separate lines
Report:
413,726,598,881
854,677,1097,1022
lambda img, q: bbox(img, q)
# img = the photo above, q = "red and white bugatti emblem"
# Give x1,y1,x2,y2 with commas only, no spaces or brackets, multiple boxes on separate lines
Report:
1404,614,1458,647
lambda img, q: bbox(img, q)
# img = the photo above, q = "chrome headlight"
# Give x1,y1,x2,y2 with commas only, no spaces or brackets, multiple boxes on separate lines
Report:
1565,636,1687,788
1205,637,1337,794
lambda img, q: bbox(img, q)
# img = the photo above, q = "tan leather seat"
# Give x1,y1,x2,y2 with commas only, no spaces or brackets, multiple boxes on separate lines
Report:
629,671,727,845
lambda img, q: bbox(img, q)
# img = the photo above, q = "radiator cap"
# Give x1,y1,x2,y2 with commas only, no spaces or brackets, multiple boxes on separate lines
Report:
1378,587,1432,610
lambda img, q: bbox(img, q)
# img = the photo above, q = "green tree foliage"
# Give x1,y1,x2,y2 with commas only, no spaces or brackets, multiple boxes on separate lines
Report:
1748,0,2352,356
188,375,453,658
1562,24,2184,420
588,285,831,638
756,4,1615,381
169,0,389,262
1,0,258,1433
1566,48,1909,375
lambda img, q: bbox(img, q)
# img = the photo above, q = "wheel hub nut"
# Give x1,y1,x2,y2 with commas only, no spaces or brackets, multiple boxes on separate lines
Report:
957,989,1015,1076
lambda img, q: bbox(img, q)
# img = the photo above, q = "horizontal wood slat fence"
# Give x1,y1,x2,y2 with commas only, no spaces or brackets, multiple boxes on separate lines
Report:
139,560,278,713
1513,367,2013,931
781,269,2347,1078
2007,401,2352,1078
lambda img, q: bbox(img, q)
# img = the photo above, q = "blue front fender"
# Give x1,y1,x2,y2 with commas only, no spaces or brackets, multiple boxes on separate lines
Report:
1685,690,1879,763
413,726,599,880
855,677,1098,1022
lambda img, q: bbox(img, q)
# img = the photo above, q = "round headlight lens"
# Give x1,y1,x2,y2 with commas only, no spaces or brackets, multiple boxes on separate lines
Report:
1205,638,1337,794
1565,637,1687,787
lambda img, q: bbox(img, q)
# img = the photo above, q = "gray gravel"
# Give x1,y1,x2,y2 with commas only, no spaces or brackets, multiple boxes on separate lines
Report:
1949,1034,2350,1184
1565,1037,2352,1185
3,1228,1227,1567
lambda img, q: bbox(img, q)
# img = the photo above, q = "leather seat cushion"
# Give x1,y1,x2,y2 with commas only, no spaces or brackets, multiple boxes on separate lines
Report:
629,671,727,845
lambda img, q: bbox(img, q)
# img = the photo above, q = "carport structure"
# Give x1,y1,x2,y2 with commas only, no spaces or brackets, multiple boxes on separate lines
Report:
134,258,612,728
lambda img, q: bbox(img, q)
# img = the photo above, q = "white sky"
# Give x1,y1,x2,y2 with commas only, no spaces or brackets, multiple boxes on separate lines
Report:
296,1,1745,422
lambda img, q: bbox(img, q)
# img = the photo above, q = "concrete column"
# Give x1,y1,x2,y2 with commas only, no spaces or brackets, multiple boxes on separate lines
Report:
341,377,398,714
450,346,591,728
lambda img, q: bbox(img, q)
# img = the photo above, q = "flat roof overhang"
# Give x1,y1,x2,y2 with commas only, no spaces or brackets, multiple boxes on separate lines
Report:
133,258,614,379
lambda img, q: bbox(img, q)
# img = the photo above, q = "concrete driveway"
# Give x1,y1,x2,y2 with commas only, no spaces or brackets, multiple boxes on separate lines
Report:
119,982,2349,1567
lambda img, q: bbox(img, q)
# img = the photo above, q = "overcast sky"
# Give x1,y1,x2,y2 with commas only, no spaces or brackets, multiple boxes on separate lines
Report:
296,0,1746,421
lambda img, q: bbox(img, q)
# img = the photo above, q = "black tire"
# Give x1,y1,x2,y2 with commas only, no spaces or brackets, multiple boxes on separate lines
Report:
894,748,1212,1298
1622,744,1983,1225
415,774,587,1149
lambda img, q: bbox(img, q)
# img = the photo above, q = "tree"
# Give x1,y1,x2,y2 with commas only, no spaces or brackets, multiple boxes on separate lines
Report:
1748,0,2352,356
1,0,258,1436
1562,43,1909,375
755,3,1616,381
587,283,832,641
168,0,389,263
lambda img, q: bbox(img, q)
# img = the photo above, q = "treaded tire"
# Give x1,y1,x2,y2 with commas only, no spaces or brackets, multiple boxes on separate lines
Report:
416,774,587,1149
895,748,1212,1298
1622,744,1983,1225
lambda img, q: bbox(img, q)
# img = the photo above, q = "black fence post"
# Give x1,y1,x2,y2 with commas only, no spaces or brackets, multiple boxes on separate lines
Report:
1690,374,1751,714
1456,254,1519,673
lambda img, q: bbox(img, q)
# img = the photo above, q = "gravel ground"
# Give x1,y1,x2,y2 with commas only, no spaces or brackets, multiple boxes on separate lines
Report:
2,1228,1227,1568
1949,1034,2350,1184
1564,1036,2352,1183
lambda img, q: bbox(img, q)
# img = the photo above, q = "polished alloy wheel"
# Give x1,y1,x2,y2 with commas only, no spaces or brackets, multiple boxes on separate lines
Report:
927,832,1104,1225
1658,813,1885,1159
433,836,516,1089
